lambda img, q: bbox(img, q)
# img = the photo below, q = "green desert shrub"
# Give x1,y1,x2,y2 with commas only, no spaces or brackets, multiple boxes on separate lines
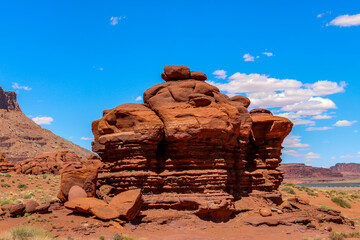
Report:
10,226,53,240
331,196,351,208
17,183,28,190
282,186,295,194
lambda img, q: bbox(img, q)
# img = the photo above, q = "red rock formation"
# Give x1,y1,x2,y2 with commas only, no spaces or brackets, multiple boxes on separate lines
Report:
330,163,360,177
15,149,98,175
0,152,15,173
0,87,91,162
57,164,98,202
278,163,343,180
91,65,293,219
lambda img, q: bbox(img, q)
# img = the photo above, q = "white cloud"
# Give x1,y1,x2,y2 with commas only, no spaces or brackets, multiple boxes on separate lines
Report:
306,81,346,96
354,130,359,133
283,135,309,148
243,53,254,62
263,52,274,57
81,137,94,141
32,116,54,125
135,96,143,101
110,16,125,26
99,67,103,71
305,152,321,159
333,120,357,127
329,14,360,27
340,152,360,158
210,70,346,127
12,82,32,91
212,70,227,79
312,114,332,119
281,97,336,111
211,73,302,94
292,119,315,126
283,150,302,157
306,126,333,131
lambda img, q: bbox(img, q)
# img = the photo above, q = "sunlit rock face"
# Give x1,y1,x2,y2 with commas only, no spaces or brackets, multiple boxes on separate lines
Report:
92,65,293,217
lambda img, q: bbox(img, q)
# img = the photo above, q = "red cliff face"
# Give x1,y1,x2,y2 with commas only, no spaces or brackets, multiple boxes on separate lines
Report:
278,163,343,179
0,87,20,111
0,87,92,162
91,65,293,216
330,163,360,176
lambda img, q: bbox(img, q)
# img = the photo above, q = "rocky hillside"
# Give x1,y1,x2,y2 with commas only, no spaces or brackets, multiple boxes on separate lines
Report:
278,163,343,180
330,163,360,176
0,87,92,162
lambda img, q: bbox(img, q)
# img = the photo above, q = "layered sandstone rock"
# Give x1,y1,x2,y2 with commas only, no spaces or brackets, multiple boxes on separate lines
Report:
0,87,91,162
15,149,98,175
92,65,293,219
0,153,15,173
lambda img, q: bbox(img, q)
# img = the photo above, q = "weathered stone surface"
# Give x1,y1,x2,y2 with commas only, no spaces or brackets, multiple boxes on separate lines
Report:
90,205,120,220
0,153,15,173
190,71,207,81
162,65,191,81
65,197,107,214
68,185,88,201
259,208,272,217
25,200,39,214
35,202,51,214
15,149,92,175
0,87,91,163
91,65,293,221
57,165,98,202
9,203,25,216
109,189,143,220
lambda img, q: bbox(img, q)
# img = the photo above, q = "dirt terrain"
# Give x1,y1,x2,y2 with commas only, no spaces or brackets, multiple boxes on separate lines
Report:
1,173,360,240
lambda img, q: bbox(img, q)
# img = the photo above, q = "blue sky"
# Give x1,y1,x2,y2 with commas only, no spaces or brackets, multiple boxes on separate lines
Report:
0,0,359,167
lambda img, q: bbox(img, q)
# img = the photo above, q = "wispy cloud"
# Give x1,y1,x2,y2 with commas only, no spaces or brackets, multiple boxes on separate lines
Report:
243,53,255,62
81,137,94,141
306,126,333,131
283,135,309,148
212,70,227,79
283,149,302,157
12,82,32,91
317,11,331,18
32,116,54,125
135,96,143,101
312,114,332,119
110,16,126,26
340,152,360,158
305,152,321,159
262,52,274,57
333,120,358,127
328,14,360,27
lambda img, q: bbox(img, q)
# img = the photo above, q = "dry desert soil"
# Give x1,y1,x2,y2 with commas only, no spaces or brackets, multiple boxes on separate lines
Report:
1,174,360,240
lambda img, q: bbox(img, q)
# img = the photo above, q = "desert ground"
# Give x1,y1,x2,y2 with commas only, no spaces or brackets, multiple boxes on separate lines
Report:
1,173,360,240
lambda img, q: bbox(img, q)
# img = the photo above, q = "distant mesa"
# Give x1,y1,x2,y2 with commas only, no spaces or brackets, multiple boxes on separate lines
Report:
0,86,92,162
278,163,343,182
91,65,293,219
330,163,360,177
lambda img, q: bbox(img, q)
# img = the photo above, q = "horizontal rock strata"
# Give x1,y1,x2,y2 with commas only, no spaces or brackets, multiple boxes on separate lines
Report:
92,65,293,218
